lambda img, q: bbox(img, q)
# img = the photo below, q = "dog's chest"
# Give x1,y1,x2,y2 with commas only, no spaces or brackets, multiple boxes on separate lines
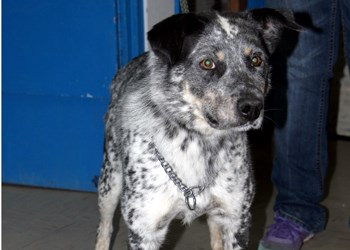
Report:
153,129,234,188
121,125,251,223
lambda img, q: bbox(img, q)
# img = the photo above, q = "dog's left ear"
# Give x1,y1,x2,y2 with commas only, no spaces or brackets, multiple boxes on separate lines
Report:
249,8,303,54
148,13,208,65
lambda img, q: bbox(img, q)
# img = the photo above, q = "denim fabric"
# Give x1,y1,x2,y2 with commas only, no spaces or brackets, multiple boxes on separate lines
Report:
265,0,350,233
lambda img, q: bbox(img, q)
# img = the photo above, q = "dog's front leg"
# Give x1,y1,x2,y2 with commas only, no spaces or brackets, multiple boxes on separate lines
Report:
208,215,224,250
207,212,251,250
127,226,169,250
207,181,253,250
96,138,123,250
123,207,172,250
122,188,175,250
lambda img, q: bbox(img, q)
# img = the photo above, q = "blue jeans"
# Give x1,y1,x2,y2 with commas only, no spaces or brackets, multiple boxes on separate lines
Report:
265,0,350,233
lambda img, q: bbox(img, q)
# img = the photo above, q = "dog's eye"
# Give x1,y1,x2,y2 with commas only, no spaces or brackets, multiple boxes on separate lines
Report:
251,55,262,67
200,58,216,70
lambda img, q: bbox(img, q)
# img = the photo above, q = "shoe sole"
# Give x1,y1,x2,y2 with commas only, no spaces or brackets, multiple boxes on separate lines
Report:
257,234,315,250
303,234,315,243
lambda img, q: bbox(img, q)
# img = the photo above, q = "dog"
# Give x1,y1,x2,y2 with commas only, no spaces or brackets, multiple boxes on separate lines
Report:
95,9,301,250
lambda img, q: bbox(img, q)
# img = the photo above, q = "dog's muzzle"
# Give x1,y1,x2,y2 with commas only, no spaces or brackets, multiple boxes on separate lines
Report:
203,97,263,130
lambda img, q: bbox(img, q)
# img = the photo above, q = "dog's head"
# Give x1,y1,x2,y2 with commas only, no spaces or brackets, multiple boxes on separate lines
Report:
148,9,302,135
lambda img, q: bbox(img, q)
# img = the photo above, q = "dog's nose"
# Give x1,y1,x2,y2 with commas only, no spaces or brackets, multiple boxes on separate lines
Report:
237,98,263,122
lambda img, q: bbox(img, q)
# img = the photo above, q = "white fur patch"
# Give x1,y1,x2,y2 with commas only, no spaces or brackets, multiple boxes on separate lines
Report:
217,15,239,38
171,65,185,82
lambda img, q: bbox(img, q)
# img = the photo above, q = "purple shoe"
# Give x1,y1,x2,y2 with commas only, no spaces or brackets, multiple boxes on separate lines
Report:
258,214,314,250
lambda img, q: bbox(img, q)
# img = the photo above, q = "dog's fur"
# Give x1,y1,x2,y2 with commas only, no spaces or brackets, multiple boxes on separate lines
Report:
96,9,301,250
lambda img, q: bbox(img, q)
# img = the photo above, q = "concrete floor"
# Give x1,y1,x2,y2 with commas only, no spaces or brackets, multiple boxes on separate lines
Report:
2,139,350,250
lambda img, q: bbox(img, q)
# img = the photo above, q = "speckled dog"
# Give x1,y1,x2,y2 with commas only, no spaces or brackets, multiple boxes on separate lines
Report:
96,9,301,250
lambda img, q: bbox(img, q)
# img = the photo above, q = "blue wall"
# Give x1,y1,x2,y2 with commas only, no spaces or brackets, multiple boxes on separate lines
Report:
2,0,118,191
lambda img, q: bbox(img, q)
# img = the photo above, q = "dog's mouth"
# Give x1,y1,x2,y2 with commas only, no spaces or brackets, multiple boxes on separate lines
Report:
189,107,264,135
204,113,220,128
202,97,264,131
204,114,263,131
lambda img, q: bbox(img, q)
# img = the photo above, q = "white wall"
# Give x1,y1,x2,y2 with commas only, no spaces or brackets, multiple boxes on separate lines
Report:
337,65,350,137
143,0,175,50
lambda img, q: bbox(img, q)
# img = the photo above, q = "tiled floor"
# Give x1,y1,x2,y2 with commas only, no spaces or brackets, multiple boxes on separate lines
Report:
2,139,350,250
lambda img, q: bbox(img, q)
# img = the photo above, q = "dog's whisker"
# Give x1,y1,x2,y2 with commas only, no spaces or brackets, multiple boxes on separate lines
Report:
263,115,278,126
264,108,282,112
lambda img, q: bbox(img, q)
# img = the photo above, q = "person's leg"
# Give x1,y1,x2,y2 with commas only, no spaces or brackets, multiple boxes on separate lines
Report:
259,0,341,249
341,0,350,65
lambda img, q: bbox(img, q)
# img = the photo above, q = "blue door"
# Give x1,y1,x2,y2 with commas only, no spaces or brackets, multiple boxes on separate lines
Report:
2,0,144,192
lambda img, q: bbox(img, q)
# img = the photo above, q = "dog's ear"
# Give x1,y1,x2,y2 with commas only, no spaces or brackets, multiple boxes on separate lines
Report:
148,13,208,65
249,8,303,54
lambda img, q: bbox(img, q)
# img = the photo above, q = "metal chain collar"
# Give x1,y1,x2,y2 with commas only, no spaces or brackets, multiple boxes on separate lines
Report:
180,0,189,13
153,146,205,210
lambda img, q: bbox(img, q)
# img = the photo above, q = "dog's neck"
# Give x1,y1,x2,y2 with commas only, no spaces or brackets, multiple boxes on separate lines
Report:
150,142,206,210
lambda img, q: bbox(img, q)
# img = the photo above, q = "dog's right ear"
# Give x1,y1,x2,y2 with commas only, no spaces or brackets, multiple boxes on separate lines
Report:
148,14,208,65
249,8,304,54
